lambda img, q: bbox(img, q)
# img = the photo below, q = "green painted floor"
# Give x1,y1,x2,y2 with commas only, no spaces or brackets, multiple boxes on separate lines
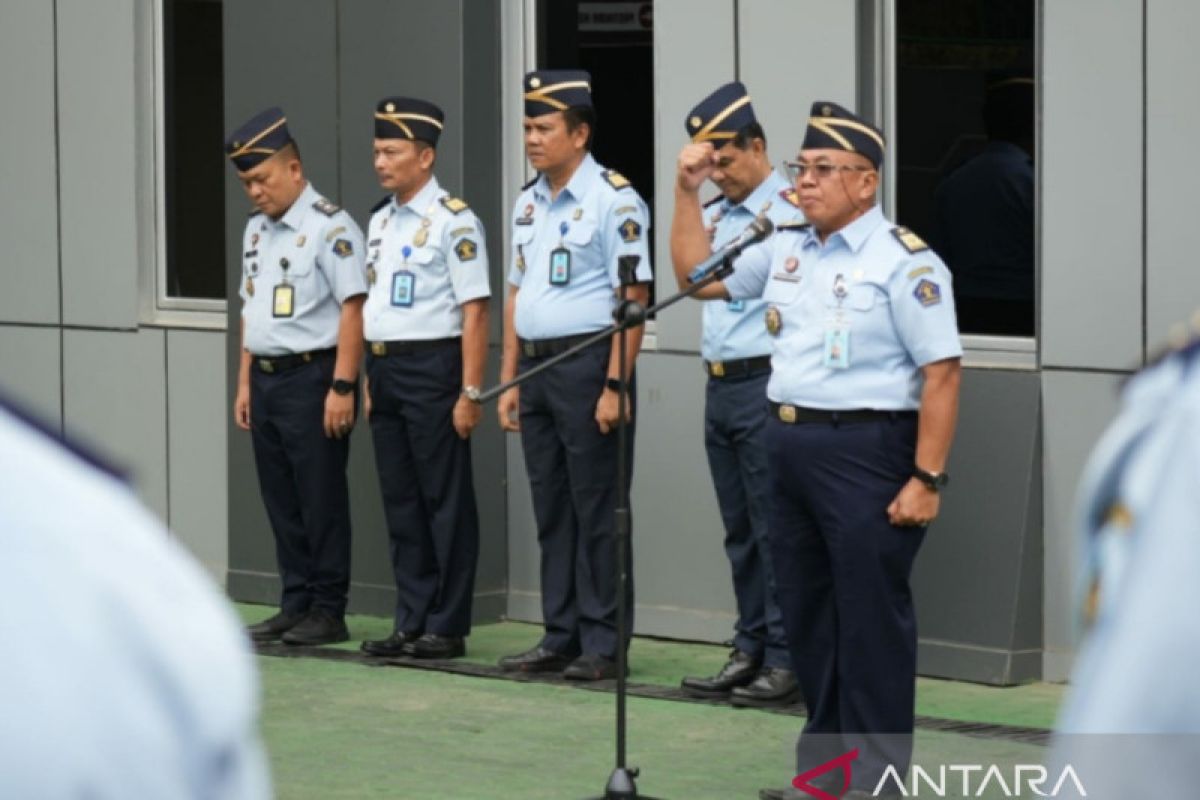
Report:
240,604,1064,799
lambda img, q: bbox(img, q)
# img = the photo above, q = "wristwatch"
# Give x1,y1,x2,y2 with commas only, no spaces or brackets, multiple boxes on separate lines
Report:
604,377,625,393
913,466,949,492
461,385,482,402
331,378,356,396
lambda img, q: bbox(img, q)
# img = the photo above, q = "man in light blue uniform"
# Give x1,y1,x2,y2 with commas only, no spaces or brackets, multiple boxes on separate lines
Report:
0,396,270,799
670,81,800,708
357,96,490,661
496,70,653,681
1050,330,1200,795
228,107,368,647
690,102,962,798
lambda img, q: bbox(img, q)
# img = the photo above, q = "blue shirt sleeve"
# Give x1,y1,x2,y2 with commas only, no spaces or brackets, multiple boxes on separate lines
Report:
318,213,368,303
601,193,652,287
887,255,963,366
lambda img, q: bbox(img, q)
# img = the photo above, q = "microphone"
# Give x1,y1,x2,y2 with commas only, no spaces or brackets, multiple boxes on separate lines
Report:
687,215,775,283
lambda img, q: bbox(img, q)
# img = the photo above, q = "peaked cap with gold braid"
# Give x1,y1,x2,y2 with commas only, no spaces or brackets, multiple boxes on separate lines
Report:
225,107,294,172
686,81,759,144
524,69,592,117
800,101,885,169
374,96,445,146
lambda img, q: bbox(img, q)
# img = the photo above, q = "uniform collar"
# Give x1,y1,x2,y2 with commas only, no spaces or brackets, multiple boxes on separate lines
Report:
277,182,318,231
726,170,788,216
814,204,885,253
391,175,441,217
534,152,598,203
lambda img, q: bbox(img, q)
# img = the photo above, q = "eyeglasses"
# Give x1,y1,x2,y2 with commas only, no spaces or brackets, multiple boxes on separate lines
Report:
782,160,875,181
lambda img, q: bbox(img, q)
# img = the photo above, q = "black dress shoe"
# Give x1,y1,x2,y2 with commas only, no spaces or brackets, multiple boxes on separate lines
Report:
680,649,760,698
402,634,465,660
758,788,802,800
730,667,801,707
563,654,627,681
281,609,349,646
360,630,420,657
246,609,307,643
498,645,575,673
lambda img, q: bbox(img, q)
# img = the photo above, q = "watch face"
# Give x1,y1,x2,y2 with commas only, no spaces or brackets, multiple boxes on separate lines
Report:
332,380,354,395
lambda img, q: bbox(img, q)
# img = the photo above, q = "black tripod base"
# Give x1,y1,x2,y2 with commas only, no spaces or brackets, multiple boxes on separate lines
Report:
582,767,665,800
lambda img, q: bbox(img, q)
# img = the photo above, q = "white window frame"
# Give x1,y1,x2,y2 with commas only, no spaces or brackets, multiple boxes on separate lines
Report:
140,0,227,330
874,0,1036,370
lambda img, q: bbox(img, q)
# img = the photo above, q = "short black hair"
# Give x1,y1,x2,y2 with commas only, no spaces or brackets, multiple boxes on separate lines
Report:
278,140,302,163
562,106,597,150
730,121,767,150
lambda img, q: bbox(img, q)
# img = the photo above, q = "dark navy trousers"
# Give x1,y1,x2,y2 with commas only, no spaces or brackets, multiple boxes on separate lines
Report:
518,340,635,659
767,414,924,790
367,343,479,637
704,371,790,668
250,354,352,617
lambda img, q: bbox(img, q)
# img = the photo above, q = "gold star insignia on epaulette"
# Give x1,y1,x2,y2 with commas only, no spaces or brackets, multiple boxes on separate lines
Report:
891,226,928,253
440,196,469,214
602,170,631,190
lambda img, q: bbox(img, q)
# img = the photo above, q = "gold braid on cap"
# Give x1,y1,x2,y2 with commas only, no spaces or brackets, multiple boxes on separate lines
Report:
374,111,445,139
524,80,591,111
807,117,885,154
692,95,751,143
228,115,288,160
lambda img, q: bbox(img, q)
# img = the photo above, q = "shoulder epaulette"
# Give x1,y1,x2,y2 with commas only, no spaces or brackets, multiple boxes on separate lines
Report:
370,195,391,214
440,196,470,215
779,188,802,208
313,198,341,217
601,169,632,191
777,221,811,232
702,194,725,209
521,175,538,191
891,225,929,254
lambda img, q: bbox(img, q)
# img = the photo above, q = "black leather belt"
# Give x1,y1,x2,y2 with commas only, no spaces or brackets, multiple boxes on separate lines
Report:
705,355,771,379
519,333,601,359
368,337,460,357
254,347,335,375
769,402,917,425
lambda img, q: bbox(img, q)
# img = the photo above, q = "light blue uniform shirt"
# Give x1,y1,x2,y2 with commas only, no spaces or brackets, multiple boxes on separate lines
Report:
700,171,801,362
239,182,367,356
363,176,490,341
725,205,962,409
0,405,271,799
508,153,653,340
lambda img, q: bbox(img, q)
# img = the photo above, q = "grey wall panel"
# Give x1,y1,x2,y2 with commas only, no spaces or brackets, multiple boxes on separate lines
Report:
651,0,734,355
912,369,1041,684
1041,1,1142,369
0,1,60,325
739,0,857,153
338,0,465,226
56,0,139,329
166,330,228,579
62,328,167,519
505,431,540,620
1146,1,1200,346
1041,369,1124,681
0,327,62,429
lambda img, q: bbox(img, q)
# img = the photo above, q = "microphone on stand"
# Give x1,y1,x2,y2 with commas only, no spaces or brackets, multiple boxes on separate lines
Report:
686,215,775,283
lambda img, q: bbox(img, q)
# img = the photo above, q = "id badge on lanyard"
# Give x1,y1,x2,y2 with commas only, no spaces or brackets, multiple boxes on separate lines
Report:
822,273,851,369
273,257,295,318
549,221,571,286
392,245,416,307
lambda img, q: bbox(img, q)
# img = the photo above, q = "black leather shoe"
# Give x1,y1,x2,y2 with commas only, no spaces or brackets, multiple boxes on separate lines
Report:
247,609,307,643
281,609,349,646
563,654,627,681
730,667,801,707
758,788,802,800
360,630,420,657
402,634,466,660
680,649,760,698
498,645,575,673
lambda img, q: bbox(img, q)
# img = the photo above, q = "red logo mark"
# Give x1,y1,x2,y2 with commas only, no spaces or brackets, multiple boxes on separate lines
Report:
791,748,859,800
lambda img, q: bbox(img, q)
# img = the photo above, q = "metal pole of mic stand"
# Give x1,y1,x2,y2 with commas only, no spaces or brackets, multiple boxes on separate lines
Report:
474,257,735,800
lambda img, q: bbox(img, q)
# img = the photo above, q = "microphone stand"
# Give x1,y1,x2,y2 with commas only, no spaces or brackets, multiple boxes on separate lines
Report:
475,255,738,800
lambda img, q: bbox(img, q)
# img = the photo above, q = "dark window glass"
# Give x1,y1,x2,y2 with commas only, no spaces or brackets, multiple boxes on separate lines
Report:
537,0,655,298
163,0,226,300
897,0,1035,336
